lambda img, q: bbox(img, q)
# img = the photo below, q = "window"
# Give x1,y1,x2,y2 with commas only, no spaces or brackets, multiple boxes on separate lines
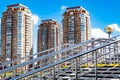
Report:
81,18,85,23
17,41,21,45
68,16,74,44
52,27,55,47
80,14,84,17
6,49,11,53
81,25,85,31
69,39,74,44
69,27,74,31
70,12,73,15
41,28,47,50
17,12,22,15
6,18,11,22
69,34,74,39
6,22,11,26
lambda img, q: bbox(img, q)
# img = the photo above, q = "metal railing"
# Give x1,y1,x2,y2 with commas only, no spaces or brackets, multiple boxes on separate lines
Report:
14,39,120,80
0,35,120,80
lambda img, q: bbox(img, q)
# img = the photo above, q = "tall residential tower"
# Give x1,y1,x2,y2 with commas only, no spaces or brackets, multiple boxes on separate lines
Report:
63,6,91,44
37,19,60,56
1,4,33,62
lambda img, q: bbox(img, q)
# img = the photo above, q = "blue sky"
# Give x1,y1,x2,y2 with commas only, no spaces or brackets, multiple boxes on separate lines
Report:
0,0,120,53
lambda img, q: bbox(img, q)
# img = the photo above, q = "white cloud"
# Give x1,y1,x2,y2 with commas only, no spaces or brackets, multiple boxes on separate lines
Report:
61,5,68,10
32,14,40,25
107,24,120,32
0,19,1,25
92,28,108,39
92,24,120,39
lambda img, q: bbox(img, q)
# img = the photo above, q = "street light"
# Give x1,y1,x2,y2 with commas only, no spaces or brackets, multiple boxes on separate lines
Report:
105,26,114,39
105,26,114,68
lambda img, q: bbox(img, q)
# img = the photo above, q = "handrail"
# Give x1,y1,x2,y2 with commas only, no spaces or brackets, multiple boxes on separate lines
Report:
0,38,103,66
0,37,110,73
2,35,120,67
0,43,69,66
0,35,120,80
11,40,120,79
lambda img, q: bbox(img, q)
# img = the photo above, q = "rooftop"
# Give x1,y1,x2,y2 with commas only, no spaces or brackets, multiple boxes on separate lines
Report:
42,19,56,22
66,6,81,10
7,4,28,9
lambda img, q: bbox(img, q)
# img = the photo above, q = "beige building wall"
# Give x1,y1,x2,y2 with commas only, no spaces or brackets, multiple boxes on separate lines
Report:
37,19,59,55
63,6,91,44
1,4,33,63
37,19,60,66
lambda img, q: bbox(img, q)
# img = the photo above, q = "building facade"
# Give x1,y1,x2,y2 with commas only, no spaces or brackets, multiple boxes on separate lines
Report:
63,6,91,44
37,19,60,56
37,19,60,66
1,4,33,62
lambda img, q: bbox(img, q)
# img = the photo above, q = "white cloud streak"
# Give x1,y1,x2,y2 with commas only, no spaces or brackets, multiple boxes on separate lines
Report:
92,24,120,39
92,28,108,39
107,24,120,32
61,5,68,10
0,19,1,25
32,14,40,25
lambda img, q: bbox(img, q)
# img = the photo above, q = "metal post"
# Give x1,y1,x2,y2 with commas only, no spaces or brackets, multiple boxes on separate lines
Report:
91,38,94,64
116,43,119,63
108,32,111,39
75,58,78,80
95,50,97,80
80,56,83,74
38,72,42,80
12,63,16,77
37,72,41,80
109,45,111,63
108,32,111,63
108,33,111,63
53,67,56,80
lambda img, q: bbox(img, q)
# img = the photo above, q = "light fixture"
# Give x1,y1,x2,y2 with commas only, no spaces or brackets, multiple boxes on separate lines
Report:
105,26,114,38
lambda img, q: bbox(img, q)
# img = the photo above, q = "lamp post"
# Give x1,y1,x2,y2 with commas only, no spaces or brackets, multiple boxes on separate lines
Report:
105,26,114,39
105,26,114,68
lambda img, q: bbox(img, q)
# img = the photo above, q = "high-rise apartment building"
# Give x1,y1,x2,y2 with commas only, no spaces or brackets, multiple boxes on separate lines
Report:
37,19,60,66
63,6,91,44
37,19,60,56
1,4,33,62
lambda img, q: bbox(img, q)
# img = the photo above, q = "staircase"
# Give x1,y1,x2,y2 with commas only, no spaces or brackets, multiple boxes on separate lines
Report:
0,35,120,80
